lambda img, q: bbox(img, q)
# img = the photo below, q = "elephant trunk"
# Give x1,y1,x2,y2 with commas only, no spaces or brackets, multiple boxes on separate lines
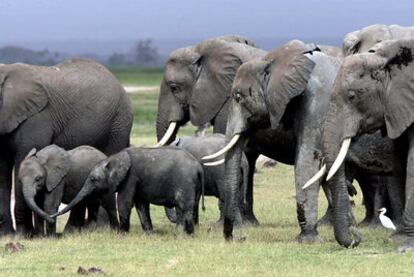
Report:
51,185,94,218
156,79,186,144
22,183,55,224
323,102,361,248
223,135,245,240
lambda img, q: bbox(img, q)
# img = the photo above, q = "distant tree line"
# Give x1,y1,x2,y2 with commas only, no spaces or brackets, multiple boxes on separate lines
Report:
107,39,160,66
0,39,161,67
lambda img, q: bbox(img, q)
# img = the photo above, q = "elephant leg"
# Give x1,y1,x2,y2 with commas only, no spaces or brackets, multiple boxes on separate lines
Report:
0,152,14,236
134,200,152,234
398,128,414,252
164,207,177,223
217,199,224,224
356,173,381,227
241,152,259,225
117,187,136,233
64,205,86,234
33,194,45,236
386,175,405,226
318,183,334,225
100,193,119,230
295,146,321,243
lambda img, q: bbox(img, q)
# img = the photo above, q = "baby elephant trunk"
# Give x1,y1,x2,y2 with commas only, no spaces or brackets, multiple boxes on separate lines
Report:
22,183,55,224
51,185,94,218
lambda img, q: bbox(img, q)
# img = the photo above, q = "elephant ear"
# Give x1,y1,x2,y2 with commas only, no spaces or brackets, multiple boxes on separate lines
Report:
189,39,245,126
263,40,316,129
106,150,131,191
374,39,414,139
343,30,361,56
0,64,48,135
36,145,71,192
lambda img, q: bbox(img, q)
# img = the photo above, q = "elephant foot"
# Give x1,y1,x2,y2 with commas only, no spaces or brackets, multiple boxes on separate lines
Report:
241,212,260,226
397,237,414,253
297,230,321,244
358,217,382,228
0,220,15,237
318,210,333,226
15,225,34,238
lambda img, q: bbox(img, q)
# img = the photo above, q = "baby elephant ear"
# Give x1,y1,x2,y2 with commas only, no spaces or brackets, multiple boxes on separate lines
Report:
36,145,71,192
106,150,131,190
264,41,316,129
376,39,414,139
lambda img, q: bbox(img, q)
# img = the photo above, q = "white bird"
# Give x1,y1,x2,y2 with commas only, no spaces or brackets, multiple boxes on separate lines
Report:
378,207,396,231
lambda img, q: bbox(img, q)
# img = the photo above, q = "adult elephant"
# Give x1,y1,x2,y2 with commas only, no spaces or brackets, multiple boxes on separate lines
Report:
343,24,414,56
156,35,267,224
204,40,402,242
0,59,133,236
316,39,414,251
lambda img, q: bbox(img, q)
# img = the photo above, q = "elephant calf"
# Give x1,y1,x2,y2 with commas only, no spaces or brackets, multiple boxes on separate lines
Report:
53,147,204,235
18,145,118,236
170,134,248,224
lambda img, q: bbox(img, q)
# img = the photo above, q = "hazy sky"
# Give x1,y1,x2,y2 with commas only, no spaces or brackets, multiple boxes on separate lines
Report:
1,0,414,42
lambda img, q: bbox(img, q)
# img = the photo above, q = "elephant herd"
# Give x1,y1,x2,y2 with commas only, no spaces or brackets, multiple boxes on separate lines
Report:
1,24,414,253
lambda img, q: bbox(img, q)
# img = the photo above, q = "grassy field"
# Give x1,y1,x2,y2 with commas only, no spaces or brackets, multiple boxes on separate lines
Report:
110,67,163,86
1,69,413,276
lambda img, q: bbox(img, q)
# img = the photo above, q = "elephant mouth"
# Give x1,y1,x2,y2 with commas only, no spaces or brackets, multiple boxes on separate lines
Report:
302,137,353,190
201,133,242,162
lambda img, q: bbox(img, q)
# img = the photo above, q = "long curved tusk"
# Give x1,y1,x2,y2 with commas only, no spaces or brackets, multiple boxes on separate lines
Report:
154,122,177,147
203,159,225,166
201,134,240,160
302,164,327,190
326,138,351,181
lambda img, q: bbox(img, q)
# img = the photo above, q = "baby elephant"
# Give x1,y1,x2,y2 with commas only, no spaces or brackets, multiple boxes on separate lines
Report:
170,134,248,224
19,145,118,235
53,147,204,235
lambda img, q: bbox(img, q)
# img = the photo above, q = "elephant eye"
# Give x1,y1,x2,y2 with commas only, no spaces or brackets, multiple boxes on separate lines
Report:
35,176,42,182
347,90,356,100
233,91,242,102
169,84,180,94
90,176,97,183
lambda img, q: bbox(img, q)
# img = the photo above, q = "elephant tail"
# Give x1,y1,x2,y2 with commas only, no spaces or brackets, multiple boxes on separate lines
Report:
198,168,205,211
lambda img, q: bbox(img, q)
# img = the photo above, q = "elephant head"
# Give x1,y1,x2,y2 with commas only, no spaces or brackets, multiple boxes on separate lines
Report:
343,24,414,56
202,40,316,239
156,36,266,146
18,145,71,223
320,39,414,248
52,150,131,218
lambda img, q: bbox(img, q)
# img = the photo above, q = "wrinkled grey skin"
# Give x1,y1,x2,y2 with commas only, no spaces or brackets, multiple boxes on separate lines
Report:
55,147,204,235
222,40,402,243
170,134,249,224
156,35,267,225
0,59,133,237
321,39,414,251
343,24,414,56
18,145,118,236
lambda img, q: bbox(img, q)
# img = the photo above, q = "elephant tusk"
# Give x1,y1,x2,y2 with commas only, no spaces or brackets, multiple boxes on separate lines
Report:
302,164,327,190
203,159,225,166
326,138,351,181
202,134,240,160
154,122,177,147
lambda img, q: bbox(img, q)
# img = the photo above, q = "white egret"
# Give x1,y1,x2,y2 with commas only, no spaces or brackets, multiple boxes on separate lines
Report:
378,207,396,231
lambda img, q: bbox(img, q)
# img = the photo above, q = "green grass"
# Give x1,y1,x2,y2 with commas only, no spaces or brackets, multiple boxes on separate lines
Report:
110,67,163,86
1,70,414,276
